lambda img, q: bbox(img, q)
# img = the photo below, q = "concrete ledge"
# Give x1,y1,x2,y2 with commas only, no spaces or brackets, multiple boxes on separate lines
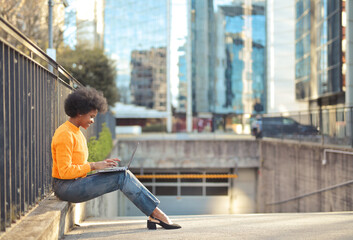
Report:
1,194,85,240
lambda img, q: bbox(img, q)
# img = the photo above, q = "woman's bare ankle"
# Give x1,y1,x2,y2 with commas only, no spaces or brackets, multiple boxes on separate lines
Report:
150,207,172,224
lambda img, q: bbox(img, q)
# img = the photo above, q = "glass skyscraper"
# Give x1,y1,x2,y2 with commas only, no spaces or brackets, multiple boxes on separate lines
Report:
173,0,267,132
104,0,168,110
190,0,266,116
295,0,344,105
213,1,266,114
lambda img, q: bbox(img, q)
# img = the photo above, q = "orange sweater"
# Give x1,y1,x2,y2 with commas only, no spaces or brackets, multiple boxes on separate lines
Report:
51,121,91,179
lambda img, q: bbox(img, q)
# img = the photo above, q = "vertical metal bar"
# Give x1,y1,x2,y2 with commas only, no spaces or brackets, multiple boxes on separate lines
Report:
34,64,38,203
19,54,25,216
29,59,34,208
0,41,6,232
25,57,29,213
13,50,20,220
44,72,49,194
9,47,17,224
4,44,12,228
40,67,44,197
42,70,46,195
38,67,41,199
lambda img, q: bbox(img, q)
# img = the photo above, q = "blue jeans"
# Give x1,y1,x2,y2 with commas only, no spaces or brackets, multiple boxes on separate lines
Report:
52,170,160,216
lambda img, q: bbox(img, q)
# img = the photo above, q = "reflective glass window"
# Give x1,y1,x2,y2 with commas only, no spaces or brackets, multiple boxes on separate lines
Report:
327,0,339,15
296,0,304,18
296,59,304,79
303,14,311,33
317,46,327,71
328,39,340,66
303,34,310,55
328,66,340,92
304,56,311,77
296,39,304,60
328,13,339,41
304,0,311,11
296,17,304,40
317,20,328,45
318,71,328,94
104,0,167,109
295,79,310,99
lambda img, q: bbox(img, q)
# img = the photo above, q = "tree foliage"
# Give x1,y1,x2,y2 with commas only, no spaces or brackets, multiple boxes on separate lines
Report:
57,44,119,106
87,123,113,163
0,0,65,50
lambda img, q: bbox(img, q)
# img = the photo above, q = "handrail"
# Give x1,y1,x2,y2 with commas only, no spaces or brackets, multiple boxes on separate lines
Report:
322,149,353,165
0,16,82,88
266,179,353,205
0,15,58,69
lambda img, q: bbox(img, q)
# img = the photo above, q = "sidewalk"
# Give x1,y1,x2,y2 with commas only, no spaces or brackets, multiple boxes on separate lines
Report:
63,212,353,240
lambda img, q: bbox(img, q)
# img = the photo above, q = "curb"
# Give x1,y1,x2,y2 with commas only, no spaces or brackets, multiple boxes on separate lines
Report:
0,194,84,240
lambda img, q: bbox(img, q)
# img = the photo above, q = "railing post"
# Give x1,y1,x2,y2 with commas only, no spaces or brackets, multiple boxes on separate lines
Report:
320,106,323,145
0,41,6,232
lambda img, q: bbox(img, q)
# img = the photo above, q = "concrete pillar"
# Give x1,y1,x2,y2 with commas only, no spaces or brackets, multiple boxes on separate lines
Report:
166,0,172,133
345,0,353,142
186,0,192,132
346,0,353,107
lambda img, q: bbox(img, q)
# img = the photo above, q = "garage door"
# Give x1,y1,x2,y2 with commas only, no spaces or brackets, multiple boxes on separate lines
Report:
118,168,235,216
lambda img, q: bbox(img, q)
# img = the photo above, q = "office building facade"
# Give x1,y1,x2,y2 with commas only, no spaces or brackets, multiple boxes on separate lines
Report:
130,48,167,111
295,0,345,106
104,0,168,109
213,1,266,115
75,0,105,48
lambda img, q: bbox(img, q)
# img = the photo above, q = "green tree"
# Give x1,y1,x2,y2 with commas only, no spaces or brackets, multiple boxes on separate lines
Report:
87,123,113,163
0,0,65,51
57,44,119,106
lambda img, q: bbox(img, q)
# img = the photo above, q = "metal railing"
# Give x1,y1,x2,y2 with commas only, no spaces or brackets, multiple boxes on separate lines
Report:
260,106,353,147
0,16,112,232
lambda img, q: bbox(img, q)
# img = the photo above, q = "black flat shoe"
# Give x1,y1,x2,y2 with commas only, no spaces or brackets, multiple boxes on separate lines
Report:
147,217,181,230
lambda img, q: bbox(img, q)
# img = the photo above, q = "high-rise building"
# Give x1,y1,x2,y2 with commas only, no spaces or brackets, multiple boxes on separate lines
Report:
75,0,104,48
181,0,267,132
130,48,167,111
295,0,345,107
104,0,168,108
176,45,188,113
191,0,215,114
213,1,266,115
266,0,307,113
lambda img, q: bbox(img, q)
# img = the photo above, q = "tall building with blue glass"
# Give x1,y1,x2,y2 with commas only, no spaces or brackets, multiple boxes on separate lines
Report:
295,0,345,106
213,2,266,115
190,0,266,117
104,0,168,110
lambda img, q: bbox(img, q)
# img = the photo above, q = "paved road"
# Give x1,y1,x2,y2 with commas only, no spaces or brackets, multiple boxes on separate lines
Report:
63,212,353,240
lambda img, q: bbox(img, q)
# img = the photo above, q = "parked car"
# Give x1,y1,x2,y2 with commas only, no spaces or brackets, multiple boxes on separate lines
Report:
251,116,319,138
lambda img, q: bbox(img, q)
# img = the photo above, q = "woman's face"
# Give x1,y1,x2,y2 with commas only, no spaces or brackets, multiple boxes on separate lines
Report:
78,109,98,129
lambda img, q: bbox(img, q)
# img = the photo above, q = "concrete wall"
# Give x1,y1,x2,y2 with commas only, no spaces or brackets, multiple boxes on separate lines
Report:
116,139,259,169
257,139,353,213
86,138,260,217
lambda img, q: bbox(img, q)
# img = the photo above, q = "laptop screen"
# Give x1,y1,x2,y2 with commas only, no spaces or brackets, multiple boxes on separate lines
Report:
127,142,139,168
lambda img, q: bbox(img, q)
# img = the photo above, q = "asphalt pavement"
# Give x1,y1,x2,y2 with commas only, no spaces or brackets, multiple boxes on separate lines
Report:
62,212,353,240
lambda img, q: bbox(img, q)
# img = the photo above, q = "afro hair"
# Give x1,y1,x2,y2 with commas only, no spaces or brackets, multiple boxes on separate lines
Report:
64,87,108,117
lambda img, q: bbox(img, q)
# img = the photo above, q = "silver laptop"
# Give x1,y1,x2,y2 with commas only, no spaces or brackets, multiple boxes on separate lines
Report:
98,142,139,173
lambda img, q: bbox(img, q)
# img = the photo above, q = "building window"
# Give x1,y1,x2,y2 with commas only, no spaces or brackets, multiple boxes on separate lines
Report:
131,169,232,197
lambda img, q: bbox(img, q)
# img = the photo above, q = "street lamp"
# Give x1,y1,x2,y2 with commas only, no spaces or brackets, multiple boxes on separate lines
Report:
47,0,69,69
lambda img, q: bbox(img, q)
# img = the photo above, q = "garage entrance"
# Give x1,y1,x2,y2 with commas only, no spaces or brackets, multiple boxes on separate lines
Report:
118,168,237,216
